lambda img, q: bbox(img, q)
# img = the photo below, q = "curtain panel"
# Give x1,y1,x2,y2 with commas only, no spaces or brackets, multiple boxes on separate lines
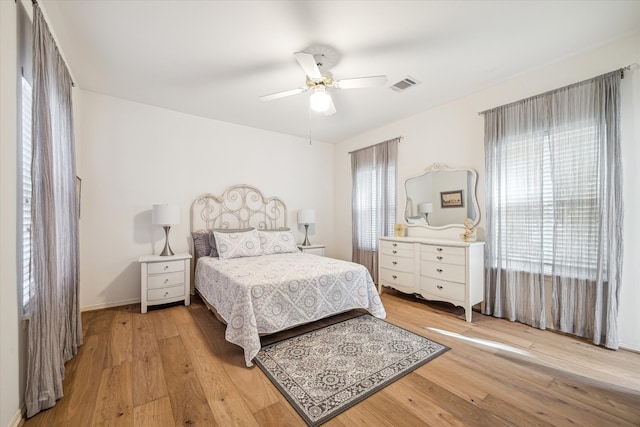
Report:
25,3,82,417
351,138,398,282
483,70,623,349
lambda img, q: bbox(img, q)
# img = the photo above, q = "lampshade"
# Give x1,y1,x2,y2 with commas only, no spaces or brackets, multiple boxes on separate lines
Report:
297,209,316,225
152,204,180,225
418,202,433,214
309,86,331,112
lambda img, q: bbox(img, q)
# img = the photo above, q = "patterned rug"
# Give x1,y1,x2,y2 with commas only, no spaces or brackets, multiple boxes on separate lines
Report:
254,314,449,426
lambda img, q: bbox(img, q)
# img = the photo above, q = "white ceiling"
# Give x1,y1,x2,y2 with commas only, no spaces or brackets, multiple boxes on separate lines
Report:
42,0,640,143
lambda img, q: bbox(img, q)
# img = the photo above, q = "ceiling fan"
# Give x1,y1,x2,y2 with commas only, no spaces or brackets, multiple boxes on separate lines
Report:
259,52,388,116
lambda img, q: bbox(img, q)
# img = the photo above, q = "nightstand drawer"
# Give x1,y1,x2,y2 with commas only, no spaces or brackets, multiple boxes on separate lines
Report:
420,276,465,301
148,285,184,302
421,260,466,283
148,260,184,274
147,271,184,289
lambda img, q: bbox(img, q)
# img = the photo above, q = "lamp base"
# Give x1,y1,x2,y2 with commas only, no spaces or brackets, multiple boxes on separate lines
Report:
301,224,311,246
159,225,175,256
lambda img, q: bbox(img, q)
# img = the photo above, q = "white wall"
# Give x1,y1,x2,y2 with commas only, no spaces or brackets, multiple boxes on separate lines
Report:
0,2,22,426
78,91,335,310
333,32,640,351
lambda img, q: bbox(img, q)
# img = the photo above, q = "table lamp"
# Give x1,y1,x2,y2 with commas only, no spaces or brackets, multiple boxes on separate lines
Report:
297,209,316,246
152,204,180,256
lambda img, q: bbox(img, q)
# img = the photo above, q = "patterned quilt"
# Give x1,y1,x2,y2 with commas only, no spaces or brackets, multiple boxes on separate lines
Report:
195,253,386,367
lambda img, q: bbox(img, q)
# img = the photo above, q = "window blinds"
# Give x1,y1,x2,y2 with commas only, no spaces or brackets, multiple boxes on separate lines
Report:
21,76,33,313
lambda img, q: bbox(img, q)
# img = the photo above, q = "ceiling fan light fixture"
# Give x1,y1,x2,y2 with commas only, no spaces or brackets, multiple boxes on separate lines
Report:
309,86,331,112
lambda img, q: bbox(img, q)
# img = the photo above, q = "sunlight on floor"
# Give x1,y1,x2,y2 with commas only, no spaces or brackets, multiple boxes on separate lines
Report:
427,327,530,356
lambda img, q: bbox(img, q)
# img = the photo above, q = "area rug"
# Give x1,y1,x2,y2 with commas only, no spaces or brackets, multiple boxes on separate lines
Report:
254,314,449,426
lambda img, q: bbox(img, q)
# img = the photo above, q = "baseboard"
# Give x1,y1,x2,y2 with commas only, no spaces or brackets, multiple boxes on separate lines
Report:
8,408,24,427
81,298,140,312
620,343,640,353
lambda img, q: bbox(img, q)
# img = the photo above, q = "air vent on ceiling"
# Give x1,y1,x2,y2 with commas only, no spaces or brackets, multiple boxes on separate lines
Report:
390,76,420,92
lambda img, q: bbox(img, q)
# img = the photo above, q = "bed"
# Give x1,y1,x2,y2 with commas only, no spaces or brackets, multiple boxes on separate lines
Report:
191,185,386,367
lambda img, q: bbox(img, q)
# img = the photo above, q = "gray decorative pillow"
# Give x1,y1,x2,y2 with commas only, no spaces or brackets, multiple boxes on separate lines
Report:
258,230,299,255
209,227,255,257
191,232,212,259
214,229,263,259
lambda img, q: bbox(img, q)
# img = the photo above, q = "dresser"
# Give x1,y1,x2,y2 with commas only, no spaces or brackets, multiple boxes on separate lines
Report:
378,236,484,322
138,253,192,313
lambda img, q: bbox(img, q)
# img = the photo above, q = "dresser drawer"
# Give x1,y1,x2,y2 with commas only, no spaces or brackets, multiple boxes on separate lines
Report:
379,240,414,258
421,249,465,266
421,260,466,283
379,255,414,273
148,285,184,302
421,244,465,257
379,268,415,293
147,271,184,289
420,276,465,301
147,260,184,275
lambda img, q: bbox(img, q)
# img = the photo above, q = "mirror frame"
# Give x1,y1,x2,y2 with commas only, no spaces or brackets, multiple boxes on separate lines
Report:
404,163,480,230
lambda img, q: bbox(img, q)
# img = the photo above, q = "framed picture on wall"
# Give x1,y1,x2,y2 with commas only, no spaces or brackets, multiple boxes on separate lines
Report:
440,190,463,208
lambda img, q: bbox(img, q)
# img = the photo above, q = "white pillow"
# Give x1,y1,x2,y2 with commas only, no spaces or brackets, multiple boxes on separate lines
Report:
258,230,299,255
214,229,263,259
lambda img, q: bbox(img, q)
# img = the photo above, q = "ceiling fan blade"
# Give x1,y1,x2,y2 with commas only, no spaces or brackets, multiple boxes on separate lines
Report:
324,96,336,116
334,75,388,89
294,52,322,80
259,87,307,102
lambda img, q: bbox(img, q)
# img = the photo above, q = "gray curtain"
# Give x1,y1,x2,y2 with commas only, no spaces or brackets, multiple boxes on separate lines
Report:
351,138,398,282
25,3,82,417
483,70,623,349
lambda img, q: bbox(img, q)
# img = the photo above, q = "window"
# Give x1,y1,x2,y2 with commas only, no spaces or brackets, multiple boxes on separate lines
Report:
18,3,33,314
354,164,396,250
493,119,604,279
21,76,33,313
350,138,399,284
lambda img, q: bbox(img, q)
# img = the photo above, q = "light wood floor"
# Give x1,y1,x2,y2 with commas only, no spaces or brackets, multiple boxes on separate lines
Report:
23,290,640,426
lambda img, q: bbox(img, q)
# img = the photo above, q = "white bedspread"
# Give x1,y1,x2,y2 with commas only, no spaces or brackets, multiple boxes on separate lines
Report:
195,253,386,367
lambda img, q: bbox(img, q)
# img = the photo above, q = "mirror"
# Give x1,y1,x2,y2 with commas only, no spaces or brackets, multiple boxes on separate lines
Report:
404,163,479,228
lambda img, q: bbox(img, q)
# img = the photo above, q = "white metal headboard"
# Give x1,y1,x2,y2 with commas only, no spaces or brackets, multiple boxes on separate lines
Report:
191,184,288,233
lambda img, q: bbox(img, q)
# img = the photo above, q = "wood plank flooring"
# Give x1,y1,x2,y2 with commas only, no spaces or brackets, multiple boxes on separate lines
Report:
23,290,640,426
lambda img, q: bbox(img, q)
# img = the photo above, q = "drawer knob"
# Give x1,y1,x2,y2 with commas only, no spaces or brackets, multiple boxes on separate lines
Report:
436,268,443,273
164,265,169,270
164,278,169,283
392,250,397,254
392,275,398,279
392,243,397,247
164,291,169,297
392,261,397,265
437,285,443,290
437,256,443,260
436,248,443,252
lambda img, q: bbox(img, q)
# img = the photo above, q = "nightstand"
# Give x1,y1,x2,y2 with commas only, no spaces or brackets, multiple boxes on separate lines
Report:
138,253,192,313
297,244,325,256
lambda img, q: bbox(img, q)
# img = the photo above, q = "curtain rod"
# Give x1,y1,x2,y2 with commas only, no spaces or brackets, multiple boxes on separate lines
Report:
478,63,638,116
348,136,403,155
31,0,76,87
